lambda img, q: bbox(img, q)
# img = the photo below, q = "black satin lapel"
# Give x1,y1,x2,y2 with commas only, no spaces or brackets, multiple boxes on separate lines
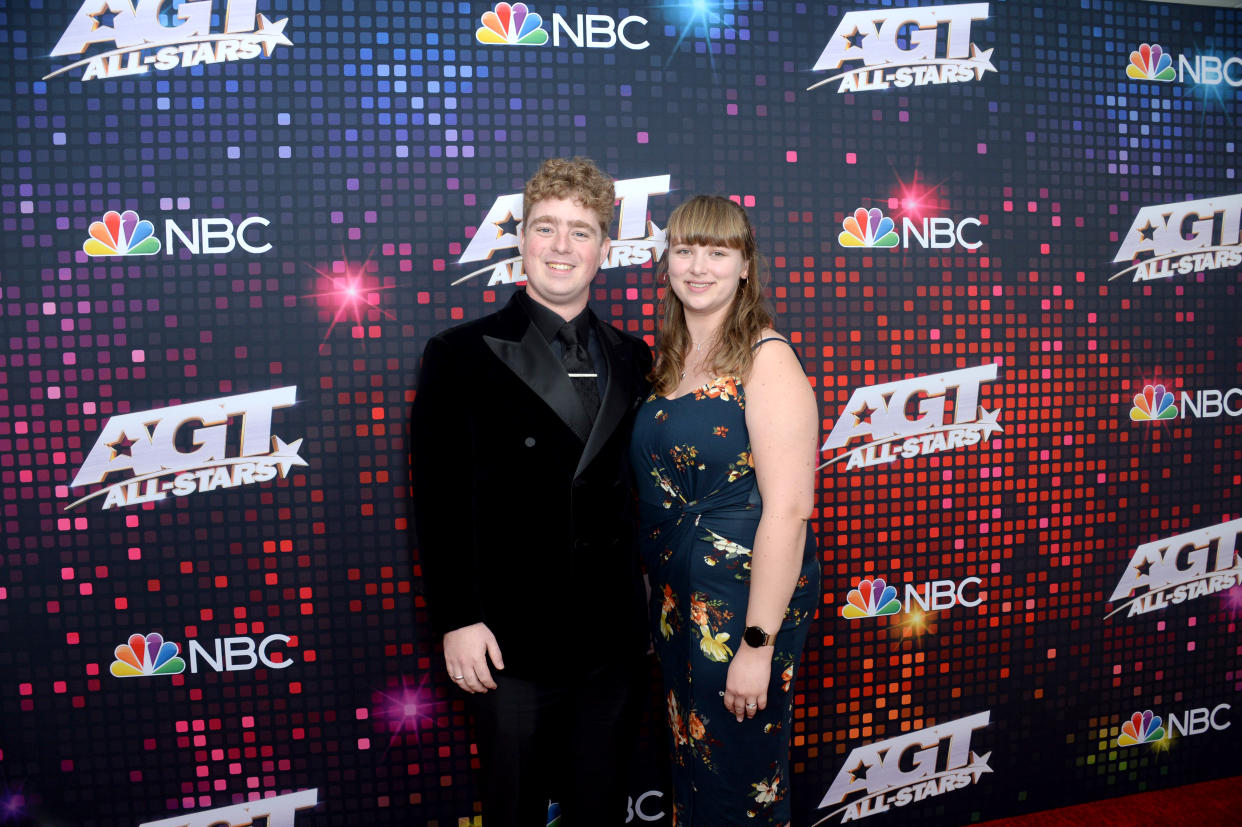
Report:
484,328,592,442
576,324,634,476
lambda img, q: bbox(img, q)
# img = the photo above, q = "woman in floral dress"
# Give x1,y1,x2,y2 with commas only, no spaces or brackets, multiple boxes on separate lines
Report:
630,196,821,825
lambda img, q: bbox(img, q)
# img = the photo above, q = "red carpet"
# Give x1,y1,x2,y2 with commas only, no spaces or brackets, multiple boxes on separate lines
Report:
975,775,1241,826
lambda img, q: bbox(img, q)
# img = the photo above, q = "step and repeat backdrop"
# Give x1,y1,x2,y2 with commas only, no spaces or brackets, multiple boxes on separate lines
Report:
2,0,1240,825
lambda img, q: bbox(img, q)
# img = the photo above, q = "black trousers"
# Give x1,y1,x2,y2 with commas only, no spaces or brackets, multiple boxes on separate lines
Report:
469,658,641,826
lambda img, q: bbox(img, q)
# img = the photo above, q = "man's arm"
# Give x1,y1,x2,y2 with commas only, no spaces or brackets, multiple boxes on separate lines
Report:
411,335,504,692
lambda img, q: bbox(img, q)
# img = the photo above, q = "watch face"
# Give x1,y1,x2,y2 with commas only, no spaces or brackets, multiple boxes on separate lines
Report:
744,626,767,647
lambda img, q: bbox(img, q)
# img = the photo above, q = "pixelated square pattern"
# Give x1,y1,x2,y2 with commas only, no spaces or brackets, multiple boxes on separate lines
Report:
0,1,1238,824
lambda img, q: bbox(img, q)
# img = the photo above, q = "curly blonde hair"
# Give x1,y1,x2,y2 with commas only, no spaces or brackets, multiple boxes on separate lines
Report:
651,195,774,396
523,157,615,235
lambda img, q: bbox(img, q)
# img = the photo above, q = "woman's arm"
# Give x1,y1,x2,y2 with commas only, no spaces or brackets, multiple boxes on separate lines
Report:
723,333,818,720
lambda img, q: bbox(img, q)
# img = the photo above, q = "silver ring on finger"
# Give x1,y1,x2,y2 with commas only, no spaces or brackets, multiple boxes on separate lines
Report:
453,675,465,680
746,702,757,709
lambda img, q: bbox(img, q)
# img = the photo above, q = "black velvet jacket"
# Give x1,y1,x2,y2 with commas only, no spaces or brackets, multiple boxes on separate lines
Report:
412,293,653,678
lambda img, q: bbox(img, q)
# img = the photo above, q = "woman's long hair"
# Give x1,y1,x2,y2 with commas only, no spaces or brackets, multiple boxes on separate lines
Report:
651,195,774,396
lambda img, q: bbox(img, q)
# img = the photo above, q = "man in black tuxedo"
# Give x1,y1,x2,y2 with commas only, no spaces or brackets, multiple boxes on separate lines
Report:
412,157,653,825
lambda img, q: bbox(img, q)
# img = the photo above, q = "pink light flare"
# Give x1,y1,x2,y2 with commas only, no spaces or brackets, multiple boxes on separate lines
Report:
887,168,948,223
303,248,398,352
370,674,438,757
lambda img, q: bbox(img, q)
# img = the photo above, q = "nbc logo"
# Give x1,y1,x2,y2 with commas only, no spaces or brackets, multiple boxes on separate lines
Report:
476,2,548,45
1114,705,1230,748
1126,44,1175,81
80,206,272,258
1127,381,1242,424
839,208,899,248
836,205,982,251
110,632,185,678
1123,43,1242,88
83,210,161,257
841,575,983,620
1117,710,1164,746
841,577,900,618
473,2,648,50
109,631,295,677
1129,384,1177,421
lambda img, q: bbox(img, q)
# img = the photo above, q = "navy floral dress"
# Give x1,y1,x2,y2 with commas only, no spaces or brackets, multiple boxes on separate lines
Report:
630,374,820,826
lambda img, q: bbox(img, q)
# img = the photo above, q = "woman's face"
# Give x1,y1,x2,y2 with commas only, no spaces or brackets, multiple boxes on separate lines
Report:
666,242,747,323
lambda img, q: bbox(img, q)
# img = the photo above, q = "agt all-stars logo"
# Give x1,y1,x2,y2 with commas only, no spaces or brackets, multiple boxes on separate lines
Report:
67,386,306,511
1129,382,1242,422
838,206,983,251
821,364,1004,471
809,3,996,94
454,175,671,286
82,208,272,257
1126,43,1242,88
140,789,318,827
45,0,292,82
1111,194,1242,282
1115,705,1231,748
841,575,984,619
474,2,648,50
1105,517,1242,619
814,712,992,824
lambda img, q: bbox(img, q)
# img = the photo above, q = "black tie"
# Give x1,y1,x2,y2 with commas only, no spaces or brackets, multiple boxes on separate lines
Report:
557,322,601,421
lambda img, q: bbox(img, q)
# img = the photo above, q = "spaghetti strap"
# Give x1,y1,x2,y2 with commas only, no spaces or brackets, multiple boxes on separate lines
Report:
751,336,794,352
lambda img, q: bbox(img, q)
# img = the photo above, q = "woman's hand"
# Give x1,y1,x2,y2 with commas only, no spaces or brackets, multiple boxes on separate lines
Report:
723,644,774,721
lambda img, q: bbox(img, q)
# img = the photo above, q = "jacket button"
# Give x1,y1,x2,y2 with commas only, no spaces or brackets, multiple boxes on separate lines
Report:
524,437,536,447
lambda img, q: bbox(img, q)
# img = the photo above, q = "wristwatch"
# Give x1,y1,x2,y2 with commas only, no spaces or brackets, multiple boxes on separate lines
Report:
743,625,775,648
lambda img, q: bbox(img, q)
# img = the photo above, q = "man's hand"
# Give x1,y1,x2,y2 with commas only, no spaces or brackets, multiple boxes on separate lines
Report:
443,623,505,693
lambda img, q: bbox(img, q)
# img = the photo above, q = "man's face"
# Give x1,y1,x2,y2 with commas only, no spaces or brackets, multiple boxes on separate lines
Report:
518,196,610,316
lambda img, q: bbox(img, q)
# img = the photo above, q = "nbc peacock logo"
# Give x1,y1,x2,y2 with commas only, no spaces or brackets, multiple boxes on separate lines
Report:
110,632,186,678
83,210,161,257
1126,44,1176,81
1130,384,1178,421
838,208,900,248
476,3,549,46
841,576,901,619
1117,710,1165,747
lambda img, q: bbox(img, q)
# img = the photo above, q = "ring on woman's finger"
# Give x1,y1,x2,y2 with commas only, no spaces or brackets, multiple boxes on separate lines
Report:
745,702,757,709
453,675,464,680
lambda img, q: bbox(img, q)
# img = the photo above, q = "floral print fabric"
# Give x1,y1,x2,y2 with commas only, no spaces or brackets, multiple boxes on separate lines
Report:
630,378,820,826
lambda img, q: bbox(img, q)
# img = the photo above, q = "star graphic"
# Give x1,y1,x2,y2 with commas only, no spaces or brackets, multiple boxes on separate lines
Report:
968,44,997,80
107,432,137,459
848,759,871,783
271,436,308,477
1135,558,1153,578
976,407,1004,439
646,220,668,258
255,14,293,57
91,7,117,30
842,27,866,50
1138,221,1157,241
852,403,877,426
967,751,993,781
494,211,521,240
